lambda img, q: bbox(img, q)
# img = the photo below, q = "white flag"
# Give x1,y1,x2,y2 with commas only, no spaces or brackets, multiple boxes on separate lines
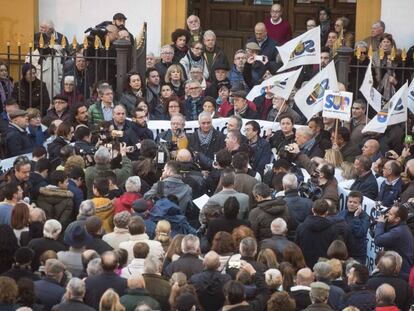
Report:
322,90,353,122
294,61,339,121
359,59,382,112
246,67,302,101
408,78,414,114
362,82,408,133
276,26,320,72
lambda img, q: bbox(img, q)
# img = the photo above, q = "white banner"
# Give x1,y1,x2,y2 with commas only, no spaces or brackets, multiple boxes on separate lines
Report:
322,90,353,122
246,67,302,101
407,78,414,114
359,59,382,112
362,82,408,133
277,26,321,72
294,61,339,121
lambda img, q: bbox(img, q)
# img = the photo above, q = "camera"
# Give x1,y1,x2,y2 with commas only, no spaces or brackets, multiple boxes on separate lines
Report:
298,180,323,201
254,55,265,62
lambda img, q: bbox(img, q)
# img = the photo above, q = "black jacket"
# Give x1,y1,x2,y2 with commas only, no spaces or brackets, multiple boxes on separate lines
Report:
188,129,225,170
164,253,203,279
259,235,297,261
179,161,207,199
47,136,69,168
52,299,95,311
27,237,67,271
295,215,337,267
1,265,41,282
34,277,66,311
289,286,312,311
206,216,249,243
84,236,113,254
350,171,378,200
84,271,128,310
12,79,50,115
283,190,313,240
29,172,49,202
339,284,376,311
124,123,154,160
4,123,34,157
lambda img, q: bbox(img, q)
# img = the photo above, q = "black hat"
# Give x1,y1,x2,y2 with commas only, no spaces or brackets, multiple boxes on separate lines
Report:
132,199,150,213
176,293,198,311
64,223,92,248
230,84,247,99
9,109,28,119
53,94,68,102
15,247,35,264
212,61,229,72
113,13,127,20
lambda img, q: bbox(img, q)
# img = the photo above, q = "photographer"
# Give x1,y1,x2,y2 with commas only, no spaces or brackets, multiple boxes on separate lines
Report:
374,203,414,279
74,126,96,162
315,162,339,209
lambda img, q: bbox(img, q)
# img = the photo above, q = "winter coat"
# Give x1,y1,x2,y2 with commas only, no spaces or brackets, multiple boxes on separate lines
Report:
124,123,154,160
184,96,204,121
142,274,171,311
340,284,376,311
34,277,65,311
180,52,209,80
188,129,225,170
259,234,297,261
4,123,34,157
91,197,114,233
164,253,204,279
12,78,50,115
51,299,95,311
87,101,105,126
47,136,68,168
190,270,231,311
46,107,71,122
0,78,13,107
248,197,289,241
228,64,245,87
338,209,370,263
178,161,207,199
119,90,141,117
283,190,313,240
375,222,414,278
249,137,271,177
27,237,67,271
303,303,333,311
295,215,338,267
378,178,403,207
27,124,49,147
350,171,379,201
120,288,161,311
203,46,230,77
85,156,132,198
113,192,142,214
36,186,74,230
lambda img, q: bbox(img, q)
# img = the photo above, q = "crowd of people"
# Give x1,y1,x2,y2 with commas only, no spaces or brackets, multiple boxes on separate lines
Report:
0,3,414,311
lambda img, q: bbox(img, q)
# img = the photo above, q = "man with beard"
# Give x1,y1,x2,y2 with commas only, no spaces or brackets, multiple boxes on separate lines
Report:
71,103,89,128
125,108,154,160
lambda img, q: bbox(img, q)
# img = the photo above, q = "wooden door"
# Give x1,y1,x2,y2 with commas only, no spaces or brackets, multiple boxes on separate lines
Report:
188,0,356,60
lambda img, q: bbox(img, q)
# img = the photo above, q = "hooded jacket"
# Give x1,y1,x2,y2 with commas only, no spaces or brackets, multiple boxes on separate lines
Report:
37,186,74,230
4,123,34,157
113,192,142,214
248,198,289,241
91,197,114,233
295,215,338,267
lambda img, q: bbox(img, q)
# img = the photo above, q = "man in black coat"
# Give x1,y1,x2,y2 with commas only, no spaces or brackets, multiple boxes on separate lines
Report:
289,268,314,311
84,216,113,254
84,251,128,310
2,247,40,282
125,107,154,161
189,251,231,311
4,109,34,157
164,234,203,279
51,277,95,311
350,155,379,200
259,218,296,261
229,88,259,119
295,199,337,268
188,111,225,170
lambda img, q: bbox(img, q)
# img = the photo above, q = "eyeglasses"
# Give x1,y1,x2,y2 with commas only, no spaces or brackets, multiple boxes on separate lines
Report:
189,87,201,90
193,47,203,51
169,105,180,108
162,52,173,55
360,51,367,55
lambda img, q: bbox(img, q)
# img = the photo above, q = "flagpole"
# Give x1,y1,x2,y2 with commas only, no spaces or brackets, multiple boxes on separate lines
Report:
334,118,339,146
273,100,286,125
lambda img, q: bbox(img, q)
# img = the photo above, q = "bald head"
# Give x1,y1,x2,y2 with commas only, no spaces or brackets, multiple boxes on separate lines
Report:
176,149,192,162
254,23,267,43
127,274,145,289
406,159,414,179
376,283,396,305
203,251,220,270
297,268,314,286
362,139,380,157
101,251,118,272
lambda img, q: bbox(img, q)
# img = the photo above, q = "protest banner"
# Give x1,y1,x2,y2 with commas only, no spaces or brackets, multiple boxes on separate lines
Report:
322,90,353,122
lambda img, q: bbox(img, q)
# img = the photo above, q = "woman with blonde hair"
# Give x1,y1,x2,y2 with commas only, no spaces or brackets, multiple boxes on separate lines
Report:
165,64,186,99
324,148,344,183
99,289,125,311
341,161,357,189
257,248,279,269
155,220,172,252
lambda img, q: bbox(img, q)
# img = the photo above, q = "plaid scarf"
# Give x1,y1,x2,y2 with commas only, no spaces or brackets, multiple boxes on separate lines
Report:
197,128,213,146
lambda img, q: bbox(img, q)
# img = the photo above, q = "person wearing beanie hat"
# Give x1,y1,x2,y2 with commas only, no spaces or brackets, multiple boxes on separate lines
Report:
12,62,50,114
46,94,70,122
27,219,67,271
103,211,132,249
2,247,41,281
304,281,332,311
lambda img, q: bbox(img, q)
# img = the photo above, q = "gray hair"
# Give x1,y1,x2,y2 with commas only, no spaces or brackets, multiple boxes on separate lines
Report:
171,113,186,125
186,79,201,87
98,84,112,97
66,277,86,299
296,126,314,139
161,45,174,53
372,20,385,31
228,115,243,131
94,146,111,164
203,30,216,40
190,64,204,72
313,262,332,281
64,76,75,84
43,219,62,239
282,173,298,191
384,251,402,274
78,200,96,217
239,237,257,257
40,20,55,31
354,40,368,50
376,283,395,305
265,269,282,288
270,218,287,235
86,258,103,276
125,176,141,193
144,255,162,274
198,111,212,122
181,234,200,255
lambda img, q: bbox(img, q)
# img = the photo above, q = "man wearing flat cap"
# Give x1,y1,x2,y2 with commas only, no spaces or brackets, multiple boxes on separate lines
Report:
112,13,134,45
46,94,71,121
4,109,34,157
229,85,259,119
303,282,333,311
243,42,272,87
